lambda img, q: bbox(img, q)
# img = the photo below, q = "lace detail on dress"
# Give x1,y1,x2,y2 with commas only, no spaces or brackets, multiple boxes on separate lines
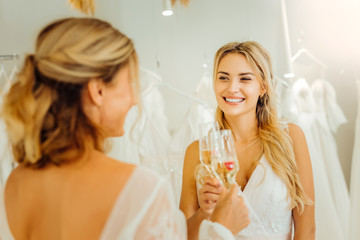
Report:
240,190,292,236
235,156,293,239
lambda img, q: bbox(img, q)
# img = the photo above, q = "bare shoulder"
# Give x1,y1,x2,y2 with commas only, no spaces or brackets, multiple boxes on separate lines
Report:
287,122,305,136
4,164,26,191
182,140,200,179
105,156,136,173
286,123,307,147
184,140,200,168
90,150,136,175
185,140,199,156
4,164,40,189
286,123,312,167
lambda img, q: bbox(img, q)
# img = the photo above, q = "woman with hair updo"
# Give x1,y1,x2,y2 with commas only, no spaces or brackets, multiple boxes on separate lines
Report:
180,41,316,240
0,17,250,240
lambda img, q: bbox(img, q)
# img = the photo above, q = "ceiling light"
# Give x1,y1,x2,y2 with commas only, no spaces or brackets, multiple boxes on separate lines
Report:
162,0,173,16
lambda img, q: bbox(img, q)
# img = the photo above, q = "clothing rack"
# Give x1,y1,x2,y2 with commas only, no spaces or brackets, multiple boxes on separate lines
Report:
0,54,19,61
0,55,19,94
291,48,327,69
140,67,210,108
274,76,289,87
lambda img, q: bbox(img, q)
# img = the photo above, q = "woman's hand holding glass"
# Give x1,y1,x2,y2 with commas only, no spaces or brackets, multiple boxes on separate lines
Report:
197,176,226,217
197,122,242,219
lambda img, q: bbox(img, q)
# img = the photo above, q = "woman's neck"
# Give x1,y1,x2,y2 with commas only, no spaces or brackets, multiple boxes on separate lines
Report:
225,113,259,144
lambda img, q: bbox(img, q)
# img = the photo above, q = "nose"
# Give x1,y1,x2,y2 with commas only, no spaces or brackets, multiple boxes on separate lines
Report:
227,79,240,93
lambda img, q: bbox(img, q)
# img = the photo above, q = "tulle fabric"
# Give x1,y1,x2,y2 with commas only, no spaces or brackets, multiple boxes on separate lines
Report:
99,166,186,240
349,80,360,240
199,220,236,240
0,96,15,188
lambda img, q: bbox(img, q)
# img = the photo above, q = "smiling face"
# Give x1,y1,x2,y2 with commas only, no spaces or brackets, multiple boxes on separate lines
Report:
214,53,265,118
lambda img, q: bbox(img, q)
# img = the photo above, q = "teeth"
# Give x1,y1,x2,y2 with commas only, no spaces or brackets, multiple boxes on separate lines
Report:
225,97,244,103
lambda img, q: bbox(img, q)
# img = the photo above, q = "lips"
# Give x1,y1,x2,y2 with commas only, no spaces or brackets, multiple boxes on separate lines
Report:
223,97,245,103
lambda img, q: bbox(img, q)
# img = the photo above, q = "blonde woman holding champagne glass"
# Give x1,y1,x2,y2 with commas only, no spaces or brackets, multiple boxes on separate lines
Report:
180,41,315,240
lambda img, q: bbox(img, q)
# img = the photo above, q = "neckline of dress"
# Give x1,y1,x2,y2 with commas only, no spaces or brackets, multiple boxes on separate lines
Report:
241,155,265,194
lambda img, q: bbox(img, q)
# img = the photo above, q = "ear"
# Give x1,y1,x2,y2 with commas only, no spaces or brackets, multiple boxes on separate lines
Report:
86,78,105,106
260,88,267,97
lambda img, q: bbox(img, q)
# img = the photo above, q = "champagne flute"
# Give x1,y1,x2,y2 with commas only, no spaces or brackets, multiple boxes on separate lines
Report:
196,121,220,183
211,129,239,189
199,121,220,168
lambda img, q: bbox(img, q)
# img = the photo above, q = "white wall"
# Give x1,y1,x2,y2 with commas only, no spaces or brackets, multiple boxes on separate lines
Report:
0,0,359,186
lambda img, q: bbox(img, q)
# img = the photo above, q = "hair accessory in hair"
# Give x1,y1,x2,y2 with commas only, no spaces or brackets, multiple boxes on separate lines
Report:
68,0,95,15
171,0,190,6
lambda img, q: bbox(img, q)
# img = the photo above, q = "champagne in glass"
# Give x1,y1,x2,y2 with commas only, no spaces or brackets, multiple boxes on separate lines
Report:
211,129,239,189
199,121,220,170
196,121,220,184
200,150,212,166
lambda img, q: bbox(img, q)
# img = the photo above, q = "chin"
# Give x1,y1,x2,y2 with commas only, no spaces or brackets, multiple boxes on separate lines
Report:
221,108,248,118
219,106,240,115
106,127,125,138
118,129,125,137
115,128,125,137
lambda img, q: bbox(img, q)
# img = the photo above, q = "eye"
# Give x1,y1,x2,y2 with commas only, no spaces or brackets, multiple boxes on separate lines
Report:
218,75,229,80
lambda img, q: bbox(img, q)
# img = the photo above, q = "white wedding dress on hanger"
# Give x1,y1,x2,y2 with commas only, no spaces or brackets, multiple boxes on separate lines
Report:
310,79,349,232
107,68,218,204
291,78,348,240
107,69,172,180
0,97,14,188
274,77,297,120
350,79,360,240
0,68,16,188
169,71,217,204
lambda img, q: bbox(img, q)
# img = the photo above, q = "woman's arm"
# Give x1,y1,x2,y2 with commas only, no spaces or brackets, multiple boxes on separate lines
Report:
179,141,250,239
180,141,200,218
179,141,224,240
179,141,205,240
288,123,316,240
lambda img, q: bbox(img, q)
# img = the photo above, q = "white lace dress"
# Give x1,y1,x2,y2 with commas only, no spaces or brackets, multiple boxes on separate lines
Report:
0,166,237,240
197,155,293,240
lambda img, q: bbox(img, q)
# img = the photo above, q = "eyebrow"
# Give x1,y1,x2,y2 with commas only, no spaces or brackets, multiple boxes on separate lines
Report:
217,71,255,76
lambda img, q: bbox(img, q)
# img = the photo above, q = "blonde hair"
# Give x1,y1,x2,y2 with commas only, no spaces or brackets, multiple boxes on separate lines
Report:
213,41,311,213
1,17,139,168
